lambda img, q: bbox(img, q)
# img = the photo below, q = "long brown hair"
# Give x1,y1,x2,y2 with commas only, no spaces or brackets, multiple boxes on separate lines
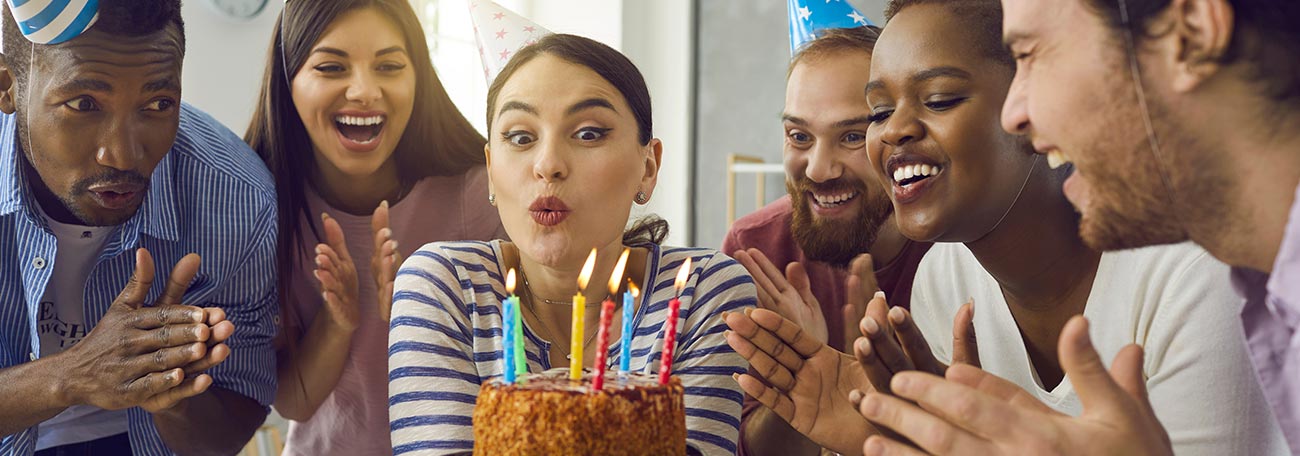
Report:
485,33,668,245
245,0,487,318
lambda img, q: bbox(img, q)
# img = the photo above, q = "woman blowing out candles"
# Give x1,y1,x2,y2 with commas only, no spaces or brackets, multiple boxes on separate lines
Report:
386,33,757,456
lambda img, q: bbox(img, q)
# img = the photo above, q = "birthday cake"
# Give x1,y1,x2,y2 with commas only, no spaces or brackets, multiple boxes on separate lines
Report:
472,368,687,455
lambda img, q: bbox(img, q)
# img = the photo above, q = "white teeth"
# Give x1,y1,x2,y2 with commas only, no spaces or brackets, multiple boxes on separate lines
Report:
335,115,385,126
892,163,942,184
1046,150,1069,169
812,191,858,206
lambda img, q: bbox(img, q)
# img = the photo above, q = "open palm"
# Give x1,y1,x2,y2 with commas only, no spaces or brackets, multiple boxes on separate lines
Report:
726,308,879,455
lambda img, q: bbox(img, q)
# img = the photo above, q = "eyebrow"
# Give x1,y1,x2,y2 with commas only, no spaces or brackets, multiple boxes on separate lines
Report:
782,115,871,128
143,78,180,93
566,98,617,116
1002,30,1029,53
312,46,408,58
61,78,112,92
865,66,974,95
498,101,539,118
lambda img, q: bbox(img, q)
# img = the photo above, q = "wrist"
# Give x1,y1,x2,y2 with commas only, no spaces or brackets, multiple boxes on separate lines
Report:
44,351,81,408
317,310,359,336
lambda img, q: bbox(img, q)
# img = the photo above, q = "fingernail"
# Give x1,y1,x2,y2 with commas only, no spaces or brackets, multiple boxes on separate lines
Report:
723,330,732,338
732,373,740,382
856,338,871,355
874,291,886,300
848,389,863,404
859,394,882,418
167,371,178,382
894,374,914,394
321,212,330,221
864,438,885,456
315,246,322,255
382,228,392,238
381,200,389,209
388,240,398,250
322,292,329,301
743,308,753,316
863,317,879,335
889,307,906,324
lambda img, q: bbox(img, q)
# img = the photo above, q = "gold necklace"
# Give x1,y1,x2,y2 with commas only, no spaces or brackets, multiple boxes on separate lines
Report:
518,266,608,305
521,296,601,361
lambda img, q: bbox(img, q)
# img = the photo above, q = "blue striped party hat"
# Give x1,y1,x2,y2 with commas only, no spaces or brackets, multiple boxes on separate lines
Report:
3,0,100,46
788,0,872,55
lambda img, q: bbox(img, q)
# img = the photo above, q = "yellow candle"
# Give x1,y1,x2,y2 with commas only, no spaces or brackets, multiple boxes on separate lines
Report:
572,248,597,381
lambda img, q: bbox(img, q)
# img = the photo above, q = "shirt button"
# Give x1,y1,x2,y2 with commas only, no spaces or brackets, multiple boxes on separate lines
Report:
32,257,45,269
29,352,35,361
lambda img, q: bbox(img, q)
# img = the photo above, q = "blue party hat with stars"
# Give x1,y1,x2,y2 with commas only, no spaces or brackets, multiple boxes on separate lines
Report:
788,0,872,55
1,0,99,46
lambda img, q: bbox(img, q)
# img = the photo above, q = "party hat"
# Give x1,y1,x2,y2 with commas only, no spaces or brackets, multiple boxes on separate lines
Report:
469,0,552,84
788,0,872,55
2,0,99,46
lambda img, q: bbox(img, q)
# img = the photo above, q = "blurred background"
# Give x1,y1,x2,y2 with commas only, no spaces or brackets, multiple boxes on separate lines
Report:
181,1,883,451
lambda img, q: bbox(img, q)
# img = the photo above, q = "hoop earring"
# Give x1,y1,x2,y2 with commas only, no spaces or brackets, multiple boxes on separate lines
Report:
634,191,649,205
488,193,497,206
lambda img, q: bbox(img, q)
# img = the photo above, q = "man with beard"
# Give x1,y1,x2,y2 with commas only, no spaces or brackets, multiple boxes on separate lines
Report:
0,1,276,454
727,25,930,456
837,0,1300,454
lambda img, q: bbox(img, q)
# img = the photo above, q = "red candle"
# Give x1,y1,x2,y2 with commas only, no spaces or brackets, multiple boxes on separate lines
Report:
660,258,691,385
592,299,616,390
593,249,630,391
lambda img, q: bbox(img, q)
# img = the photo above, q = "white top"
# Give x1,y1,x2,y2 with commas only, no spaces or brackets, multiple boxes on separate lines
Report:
911,242,1289,456
34,210,127,451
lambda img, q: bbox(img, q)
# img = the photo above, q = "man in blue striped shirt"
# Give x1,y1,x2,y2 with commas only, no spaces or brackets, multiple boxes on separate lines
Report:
0,1,278,454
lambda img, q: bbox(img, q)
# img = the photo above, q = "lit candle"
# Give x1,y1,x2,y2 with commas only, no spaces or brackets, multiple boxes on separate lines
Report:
572,248,597,381
513,292,526,377
503,269,518,384
619,280,637,375
660,258,691,385
593,249,629,390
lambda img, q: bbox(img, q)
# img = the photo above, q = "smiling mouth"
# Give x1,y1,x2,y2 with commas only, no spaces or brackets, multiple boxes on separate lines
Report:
334,114,386,144
891,163,943,188
810,190,860,209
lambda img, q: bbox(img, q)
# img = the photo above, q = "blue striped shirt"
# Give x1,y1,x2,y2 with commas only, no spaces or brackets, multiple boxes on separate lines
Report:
388,240,756,455
0,104,279,455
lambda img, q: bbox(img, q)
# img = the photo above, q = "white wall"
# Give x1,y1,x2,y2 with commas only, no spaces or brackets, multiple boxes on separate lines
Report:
621,0,693,246
180,1,283,132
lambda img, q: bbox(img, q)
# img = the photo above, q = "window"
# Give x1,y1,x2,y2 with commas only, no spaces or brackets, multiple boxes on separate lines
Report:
412,0,531,134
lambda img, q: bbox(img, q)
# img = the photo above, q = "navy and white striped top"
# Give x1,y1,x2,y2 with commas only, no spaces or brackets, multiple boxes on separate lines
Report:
388,240,756,455
0,104,279,455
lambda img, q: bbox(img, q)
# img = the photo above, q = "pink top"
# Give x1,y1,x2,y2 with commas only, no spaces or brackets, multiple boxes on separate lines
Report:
1233,181,1300,454
282,166,506,456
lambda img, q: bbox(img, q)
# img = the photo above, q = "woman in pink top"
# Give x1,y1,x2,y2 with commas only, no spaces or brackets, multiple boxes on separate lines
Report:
245,1,505,454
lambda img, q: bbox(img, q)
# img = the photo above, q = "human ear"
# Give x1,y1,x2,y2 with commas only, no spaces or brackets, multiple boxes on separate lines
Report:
0,60,15,115
1169,0,1234,92
638,139,663,201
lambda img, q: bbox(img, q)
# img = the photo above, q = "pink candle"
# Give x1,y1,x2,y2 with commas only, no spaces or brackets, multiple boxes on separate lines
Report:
660,258,691,385
592,299,616,390
594,249,629,391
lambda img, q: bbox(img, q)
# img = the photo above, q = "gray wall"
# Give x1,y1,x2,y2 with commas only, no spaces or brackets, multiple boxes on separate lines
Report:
692,0,886,249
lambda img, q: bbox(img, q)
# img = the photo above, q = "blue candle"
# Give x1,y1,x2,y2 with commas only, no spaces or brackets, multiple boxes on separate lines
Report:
620,281,638,374
503,269,519,384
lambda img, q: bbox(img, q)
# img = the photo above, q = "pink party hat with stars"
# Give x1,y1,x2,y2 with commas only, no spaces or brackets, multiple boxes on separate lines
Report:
469,0,552,83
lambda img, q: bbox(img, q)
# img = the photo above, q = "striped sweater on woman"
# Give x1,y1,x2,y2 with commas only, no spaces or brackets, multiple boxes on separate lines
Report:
387,240,756,455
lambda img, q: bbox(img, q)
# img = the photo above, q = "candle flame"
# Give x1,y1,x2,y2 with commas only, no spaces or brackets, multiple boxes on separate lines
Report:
505,268,517,294
629,280,639,298
577,248,597,291
674,258,692,293
608,248,630,295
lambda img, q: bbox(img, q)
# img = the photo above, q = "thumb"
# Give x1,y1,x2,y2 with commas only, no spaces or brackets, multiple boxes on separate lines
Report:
116,248,156,310
1109,344,1149,406
1059,316,1133,416
785,262,817,308
951,300,980,367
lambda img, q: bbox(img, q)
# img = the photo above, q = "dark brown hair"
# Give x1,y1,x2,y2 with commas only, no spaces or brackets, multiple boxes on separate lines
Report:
789,25,882,76
885,0,1013,69
245,0,487,313
484,33,667,245
1083,0,1300,103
